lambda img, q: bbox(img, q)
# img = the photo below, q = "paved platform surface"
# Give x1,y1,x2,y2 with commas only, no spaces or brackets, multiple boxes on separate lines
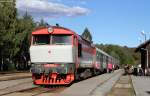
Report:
91,70,122,96
131,75,150,96
107,75,135,96
59,69,123,96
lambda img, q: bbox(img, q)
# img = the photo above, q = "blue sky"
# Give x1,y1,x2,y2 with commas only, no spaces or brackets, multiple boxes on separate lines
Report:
16,0,150,47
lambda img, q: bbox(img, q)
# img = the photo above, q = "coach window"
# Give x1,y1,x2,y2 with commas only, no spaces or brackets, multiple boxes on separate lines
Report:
106,56,108,64
100,54,103,64
96,53,99,61
33,35,50,45
103,55,106,63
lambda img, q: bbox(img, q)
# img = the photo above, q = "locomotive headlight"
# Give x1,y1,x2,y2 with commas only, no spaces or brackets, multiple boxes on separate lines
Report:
36,64,41,67
48,27,53,33
31,63,34,67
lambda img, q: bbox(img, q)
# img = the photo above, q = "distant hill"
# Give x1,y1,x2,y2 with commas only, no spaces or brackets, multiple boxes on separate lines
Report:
95,44,140,66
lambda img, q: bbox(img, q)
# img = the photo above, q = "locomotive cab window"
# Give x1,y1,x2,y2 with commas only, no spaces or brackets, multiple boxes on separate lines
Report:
52,35,72,45
33,35,50,45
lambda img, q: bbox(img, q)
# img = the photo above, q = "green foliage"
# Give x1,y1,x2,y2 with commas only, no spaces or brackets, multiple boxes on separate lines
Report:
13,12,36,70
14,12,36,57
0,1,36,71
81,27,92,42
0,1,17,70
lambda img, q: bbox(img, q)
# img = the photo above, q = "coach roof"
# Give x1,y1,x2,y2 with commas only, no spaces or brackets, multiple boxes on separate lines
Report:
96,48,110,57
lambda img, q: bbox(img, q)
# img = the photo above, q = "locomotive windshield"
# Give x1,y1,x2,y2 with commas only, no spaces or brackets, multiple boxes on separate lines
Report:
33,35,50,45
52,35,72,45
33,35,72,45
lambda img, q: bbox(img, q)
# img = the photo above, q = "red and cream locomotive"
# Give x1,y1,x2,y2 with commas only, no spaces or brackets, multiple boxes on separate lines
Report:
30,25,119,85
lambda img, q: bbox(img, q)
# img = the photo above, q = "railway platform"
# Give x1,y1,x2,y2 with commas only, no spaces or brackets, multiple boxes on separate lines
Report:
131,75,150,96
107,75,135,96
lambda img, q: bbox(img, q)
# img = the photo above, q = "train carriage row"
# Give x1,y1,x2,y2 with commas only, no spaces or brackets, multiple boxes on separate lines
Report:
30,26,119,85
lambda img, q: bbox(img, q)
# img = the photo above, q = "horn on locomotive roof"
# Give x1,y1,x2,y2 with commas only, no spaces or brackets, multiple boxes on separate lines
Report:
56,23,60,27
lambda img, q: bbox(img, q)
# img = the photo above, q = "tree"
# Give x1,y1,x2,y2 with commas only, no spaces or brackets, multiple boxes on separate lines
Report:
14,12,36,70
0,1,37,71
81,27,92,42
0,0,17,71
37,18,48,27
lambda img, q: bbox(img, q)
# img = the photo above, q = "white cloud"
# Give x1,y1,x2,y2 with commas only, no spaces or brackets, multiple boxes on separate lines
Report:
16,0,90,18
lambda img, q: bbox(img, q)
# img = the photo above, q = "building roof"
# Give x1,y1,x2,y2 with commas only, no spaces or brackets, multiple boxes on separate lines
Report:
135,39,150,52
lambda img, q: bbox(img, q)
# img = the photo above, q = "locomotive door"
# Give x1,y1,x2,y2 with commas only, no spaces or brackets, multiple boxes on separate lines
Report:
74,36,78,68
73,36,80,80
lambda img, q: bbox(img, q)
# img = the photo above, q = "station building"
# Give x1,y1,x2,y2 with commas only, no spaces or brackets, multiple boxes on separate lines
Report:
135,39,150,73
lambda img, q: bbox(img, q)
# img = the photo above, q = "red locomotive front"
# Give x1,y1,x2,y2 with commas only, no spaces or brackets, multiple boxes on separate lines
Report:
30,26,77,85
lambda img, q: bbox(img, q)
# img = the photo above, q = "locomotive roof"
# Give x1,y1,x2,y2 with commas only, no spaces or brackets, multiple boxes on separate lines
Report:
32,26,95,47
32,26,77,35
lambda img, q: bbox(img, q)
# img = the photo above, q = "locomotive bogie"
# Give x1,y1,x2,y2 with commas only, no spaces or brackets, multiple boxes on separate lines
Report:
33,73,74,85
31,63,75,85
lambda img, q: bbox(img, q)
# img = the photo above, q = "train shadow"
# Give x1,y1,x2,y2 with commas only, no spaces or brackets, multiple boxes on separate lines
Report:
38,83,72,88
146,91,150,94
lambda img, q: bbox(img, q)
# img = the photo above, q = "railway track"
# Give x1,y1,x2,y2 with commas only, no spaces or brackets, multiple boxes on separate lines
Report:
0,80,34,95
0,71,29,74
0,72,31,81
0,78,32,90
0,72,29,77
19,86,66,96
0,77,66,96
1,85,66,96
0,70,122,96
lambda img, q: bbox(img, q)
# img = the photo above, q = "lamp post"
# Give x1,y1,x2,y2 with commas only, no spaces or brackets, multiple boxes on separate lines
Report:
141,48,149,75
141,30,147,41
138,37,142,44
